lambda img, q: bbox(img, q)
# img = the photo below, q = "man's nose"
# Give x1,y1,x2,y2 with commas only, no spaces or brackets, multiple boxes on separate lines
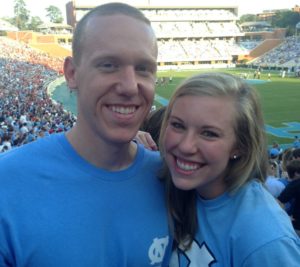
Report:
117,66,138,96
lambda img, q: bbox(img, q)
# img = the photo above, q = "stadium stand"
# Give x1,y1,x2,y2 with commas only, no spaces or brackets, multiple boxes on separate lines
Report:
251,36,300,69
0,37,76,153
237,20,287,62
66,3,247,69
135,7,247,69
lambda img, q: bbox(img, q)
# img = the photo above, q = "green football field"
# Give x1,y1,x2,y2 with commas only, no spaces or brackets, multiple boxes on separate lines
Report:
51,68,300,148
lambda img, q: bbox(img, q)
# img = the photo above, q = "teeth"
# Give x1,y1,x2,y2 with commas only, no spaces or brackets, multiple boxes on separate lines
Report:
176,159,199,171
111,106,135,115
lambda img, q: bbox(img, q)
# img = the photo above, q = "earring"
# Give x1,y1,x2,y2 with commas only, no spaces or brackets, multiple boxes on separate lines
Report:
233,155,237,159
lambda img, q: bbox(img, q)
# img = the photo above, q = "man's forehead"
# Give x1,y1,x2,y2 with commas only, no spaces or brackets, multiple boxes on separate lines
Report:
83,14,157,52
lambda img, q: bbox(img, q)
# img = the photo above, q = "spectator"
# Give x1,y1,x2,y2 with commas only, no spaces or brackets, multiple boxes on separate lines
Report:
278,160,300,236
292,148,300,160
0,3,170,267
293,136,300,149
159,72,300,266
265,160,285,197
139,106,166,149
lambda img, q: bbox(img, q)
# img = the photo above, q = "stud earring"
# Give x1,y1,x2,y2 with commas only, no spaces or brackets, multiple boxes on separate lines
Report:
233,155,237,159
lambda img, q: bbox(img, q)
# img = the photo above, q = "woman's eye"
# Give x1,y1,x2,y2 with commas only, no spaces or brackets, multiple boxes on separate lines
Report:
202,131,218,138
170,121,184,130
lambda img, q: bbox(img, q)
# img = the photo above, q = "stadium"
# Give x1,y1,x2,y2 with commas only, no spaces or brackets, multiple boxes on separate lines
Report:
0,0,300,152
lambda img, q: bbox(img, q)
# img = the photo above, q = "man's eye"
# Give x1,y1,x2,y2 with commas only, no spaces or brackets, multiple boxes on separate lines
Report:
136,65,154,75
97,62,118,72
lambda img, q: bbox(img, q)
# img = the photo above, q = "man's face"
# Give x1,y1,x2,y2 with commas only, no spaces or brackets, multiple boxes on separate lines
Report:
66,14,157,145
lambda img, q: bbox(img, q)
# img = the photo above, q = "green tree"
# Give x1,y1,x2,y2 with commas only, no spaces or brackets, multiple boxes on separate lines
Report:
46,5,63,23
13,0,30,30
239,14,257,24
27,16,43,32
271,10,300,35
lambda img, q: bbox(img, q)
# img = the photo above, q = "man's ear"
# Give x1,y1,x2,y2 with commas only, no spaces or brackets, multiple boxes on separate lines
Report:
64,56,78,89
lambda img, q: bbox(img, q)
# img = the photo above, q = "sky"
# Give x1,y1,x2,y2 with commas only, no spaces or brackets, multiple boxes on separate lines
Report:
0,0,299,22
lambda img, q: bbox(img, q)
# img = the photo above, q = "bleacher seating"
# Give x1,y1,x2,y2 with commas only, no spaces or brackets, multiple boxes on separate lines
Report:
144,8,246,67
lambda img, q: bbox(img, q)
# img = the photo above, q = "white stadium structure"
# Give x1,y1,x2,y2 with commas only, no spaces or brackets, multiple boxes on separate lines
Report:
66,0,248,69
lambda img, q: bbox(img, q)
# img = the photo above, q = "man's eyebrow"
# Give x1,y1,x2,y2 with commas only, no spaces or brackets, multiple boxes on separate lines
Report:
92,55,118,62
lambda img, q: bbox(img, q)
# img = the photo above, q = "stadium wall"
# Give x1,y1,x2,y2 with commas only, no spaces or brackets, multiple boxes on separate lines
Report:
30,43,71,57
249,39,284,58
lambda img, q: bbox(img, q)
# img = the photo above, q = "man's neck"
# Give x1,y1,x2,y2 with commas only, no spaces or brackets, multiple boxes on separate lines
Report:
66,127,138,171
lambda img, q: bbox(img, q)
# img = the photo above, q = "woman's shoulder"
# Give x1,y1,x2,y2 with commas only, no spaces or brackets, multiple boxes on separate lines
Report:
229,180,299,257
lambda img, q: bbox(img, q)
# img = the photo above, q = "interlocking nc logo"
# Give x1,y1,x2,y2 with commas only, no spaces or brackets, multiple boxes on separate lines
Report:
148,236,169,265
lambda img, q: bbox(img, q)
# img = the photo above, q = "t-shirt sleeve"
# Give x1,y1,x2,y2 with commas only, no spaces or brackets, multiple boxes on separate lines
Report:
241,236,300,267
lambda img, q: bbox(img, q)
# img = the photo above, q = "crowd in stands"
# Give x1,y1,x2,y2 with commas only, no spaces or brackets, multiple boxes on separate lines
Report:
144,7,245,64
0,37,76,153
143,8,236,21
158,39,246,63
152,21,242,38
266,142,300,235
253,36,300,68
239,40,262,50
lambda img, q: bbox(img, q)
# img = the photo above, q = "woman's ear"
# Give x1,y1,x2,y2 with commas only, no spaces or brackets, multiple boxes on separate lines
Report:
64,56,78,90
230,148,241,160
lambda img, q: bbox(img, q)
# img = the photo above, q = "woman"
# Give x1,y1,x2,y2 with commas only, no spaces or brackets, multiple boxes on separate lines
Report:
158,72,300,266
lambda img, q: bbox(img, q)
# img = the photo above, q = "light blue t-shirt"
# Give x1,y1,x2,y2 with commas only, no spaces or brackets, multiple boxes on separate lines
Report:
170,180,300,267
0,133,171,267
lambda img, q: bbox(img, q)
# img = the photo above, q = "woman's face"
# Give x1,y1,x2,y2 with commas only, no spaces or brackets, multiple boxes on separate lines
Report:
163,94,239,199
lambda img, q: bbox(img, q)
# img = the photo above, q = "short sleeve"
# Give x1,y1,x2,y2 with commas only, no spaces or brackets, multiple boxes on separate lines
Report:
242,236,300,267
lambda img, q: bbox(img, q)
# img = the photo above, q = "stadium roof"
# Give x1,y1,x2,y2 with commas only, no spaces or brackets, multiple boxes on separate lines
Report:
240,21,272,27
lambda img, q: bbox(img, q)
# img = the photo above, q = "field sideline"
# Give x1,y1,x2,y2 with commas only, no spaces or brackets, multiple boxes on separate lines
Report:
51,68,300,148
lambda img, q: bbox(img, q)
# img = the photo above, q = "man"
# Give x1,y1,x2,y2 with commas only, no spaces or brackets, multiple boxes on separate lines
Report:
293,136,300,149
265,160,285,198
278,160,300,236
0,3,170,266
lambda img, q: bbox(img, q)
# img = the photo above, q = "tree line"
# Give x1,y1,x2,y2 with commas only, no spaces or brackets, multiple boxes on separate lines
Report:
2,0,63,31
240,10,300,36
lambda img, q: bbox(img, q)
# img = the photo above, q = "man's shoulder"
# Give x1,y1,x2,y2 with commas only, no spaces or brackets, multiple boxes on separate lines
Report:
136,145,163,178
285,178,300,189
0,134,61,167
139,144,161,161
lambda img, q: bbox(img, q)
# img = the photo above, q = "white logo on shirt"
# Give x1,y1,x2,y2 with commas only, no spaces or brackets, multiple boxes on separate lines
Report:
170,240,216,267
148,236,169,265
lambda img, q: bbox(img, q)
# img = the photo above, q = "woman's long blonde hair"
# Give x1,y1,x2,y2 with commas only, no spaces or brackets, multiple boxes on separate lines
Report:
159,72,268,249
